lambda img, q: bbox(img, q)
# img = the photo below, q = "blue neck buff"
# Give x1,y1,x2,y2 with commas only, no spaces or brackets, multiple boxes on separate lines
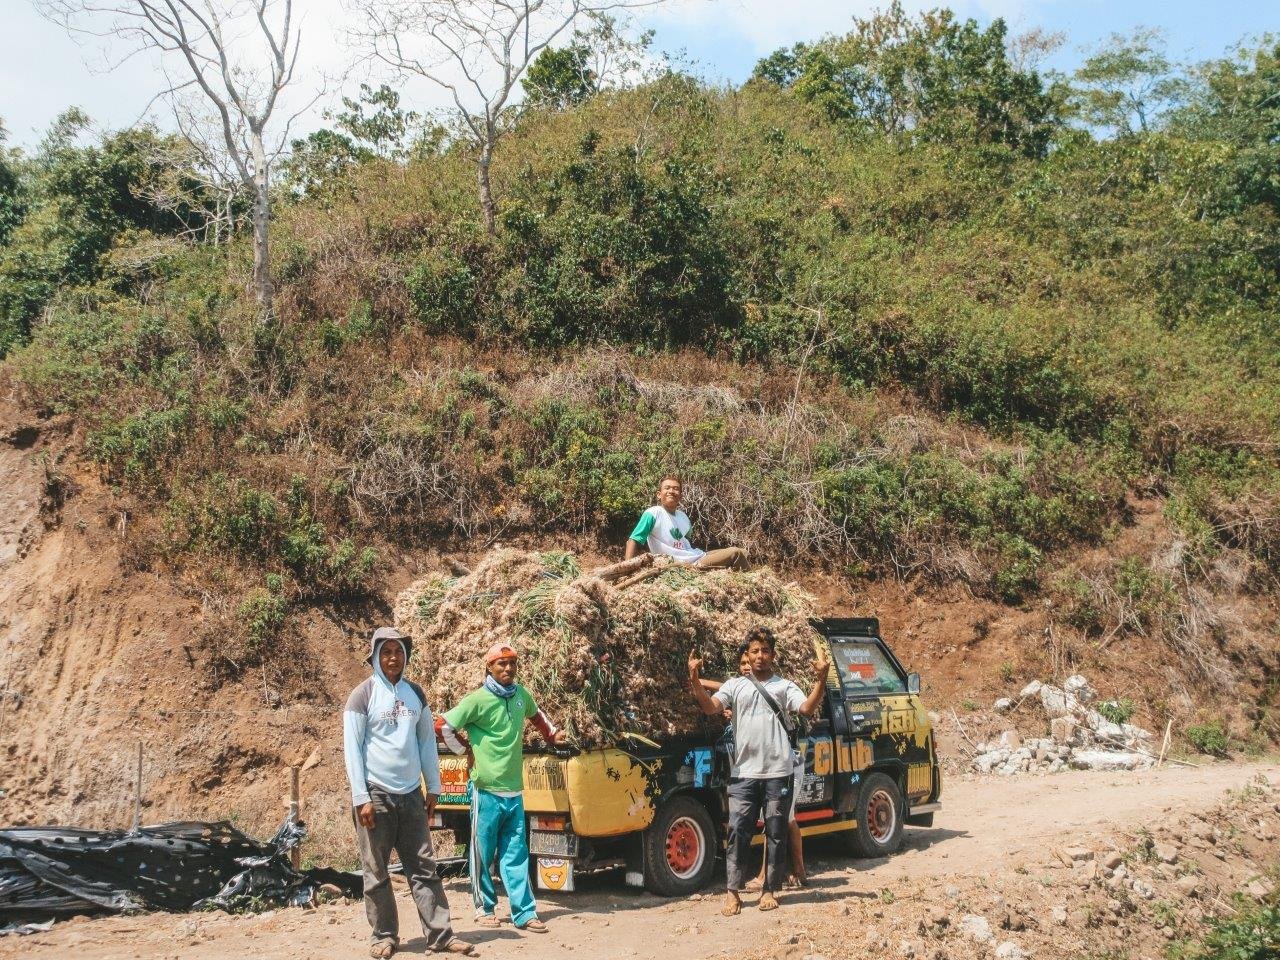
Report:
484,675,518,699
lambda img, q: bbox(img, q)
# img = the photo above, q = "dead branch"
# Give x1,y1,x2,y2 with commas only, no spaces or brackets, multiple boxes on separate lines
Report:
591,553,652,582
615,565,666,591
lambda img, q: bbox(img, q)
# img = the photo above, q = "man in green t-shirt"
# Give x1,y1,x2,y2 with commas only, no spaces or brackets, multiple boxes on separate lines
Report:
440,643,565,934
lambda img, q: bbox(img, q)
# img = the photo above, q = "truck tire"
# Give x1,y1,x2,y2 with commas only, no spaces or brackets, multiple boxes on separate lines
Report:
840,772,905,858
642,795,717,897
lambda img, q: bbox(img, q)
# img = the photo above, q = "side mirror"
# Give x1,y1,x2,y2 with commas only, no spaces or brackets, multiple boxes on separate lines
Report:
907,672,921,695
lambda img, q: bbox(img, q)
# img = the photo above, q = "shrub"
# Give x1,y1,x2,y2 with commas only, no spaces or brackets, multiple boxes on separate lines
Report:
1185,720,1230,756
236,582,288,656
1098,699,1135,725
1170,897,1279,960
171,473,378,598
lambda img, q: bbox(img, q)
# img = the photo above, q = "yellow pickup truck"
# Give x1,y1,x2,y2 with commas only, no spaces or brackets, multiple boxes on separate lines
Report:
435,617,941,895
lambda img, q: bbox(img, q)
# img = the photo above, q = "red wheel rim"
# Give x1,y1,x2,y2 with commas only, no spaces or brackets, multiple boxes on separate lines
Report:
665,816,705,879
866,789,896,842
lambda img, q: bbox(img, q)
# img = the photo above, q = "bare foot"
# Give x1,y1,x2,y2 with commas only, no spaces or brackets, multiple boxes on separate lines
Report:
758,893,779,911
721,892,742,917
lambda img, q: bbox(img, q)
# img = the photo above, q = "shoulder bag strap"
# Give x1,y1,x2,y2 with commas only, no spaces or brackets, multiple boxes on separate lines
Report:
744,674,796,735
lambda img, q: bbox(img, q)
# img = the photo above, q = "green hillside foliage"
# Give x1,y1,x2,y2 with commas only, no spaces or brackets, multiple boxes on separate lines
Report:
2,7,1279,667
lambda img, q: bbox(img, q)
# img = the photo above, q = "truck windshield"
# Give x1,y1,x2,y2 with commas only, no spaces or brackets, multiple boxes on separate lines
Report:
829,639,906,696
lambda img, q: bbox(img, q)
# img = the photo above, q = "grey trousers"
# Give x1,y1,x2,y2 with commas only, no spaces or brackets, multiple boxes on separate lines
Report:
355,785,456,949
726,776,792,893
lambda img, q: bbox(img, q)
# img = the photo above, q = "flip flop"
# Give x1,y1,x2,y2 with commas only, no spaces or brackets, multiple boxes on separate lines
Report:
370,940,396,959
517,919,548,933
721,895,742,917
758,893,780,912
433,941,477,955
474,915,501,928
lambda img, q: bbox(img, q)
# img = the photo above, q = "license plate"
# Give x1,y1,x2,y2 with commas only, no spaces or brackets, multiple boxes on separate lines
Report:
528,831,578,857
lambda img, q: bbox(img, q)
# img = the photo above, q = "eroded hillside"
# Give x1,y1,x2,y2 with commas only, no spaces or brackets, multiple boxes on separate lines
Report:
2,377,1275,857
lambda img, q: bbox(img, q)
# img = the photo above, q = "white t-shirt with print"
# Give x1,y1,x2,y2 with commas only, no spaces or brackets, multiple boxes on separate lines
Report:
630,506,705,564
714,674,806,779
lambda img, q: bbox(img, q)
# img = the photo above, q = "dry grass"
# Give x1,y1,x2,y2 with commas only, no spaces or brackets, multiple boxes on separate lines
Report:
393,548,822,748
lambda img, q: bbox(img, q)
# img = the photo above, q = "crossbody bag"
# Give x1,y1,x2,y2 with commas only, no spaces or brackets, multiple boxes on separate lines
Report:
744,673,797,745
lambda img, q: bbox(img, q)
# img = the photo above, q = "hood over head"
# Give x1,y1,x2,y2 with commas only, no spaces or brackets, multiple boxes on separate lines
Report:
366,627,413,684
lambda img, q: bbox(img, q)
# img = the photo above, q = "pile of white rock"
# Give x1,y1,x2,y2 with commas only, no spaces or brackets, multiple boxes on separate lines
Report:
972,675,1156,775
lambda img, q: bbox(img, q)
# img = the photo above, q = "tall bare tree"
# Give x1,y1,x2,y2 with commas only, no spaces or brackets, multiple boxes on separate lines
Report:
36,0,305,317
349,0,661,234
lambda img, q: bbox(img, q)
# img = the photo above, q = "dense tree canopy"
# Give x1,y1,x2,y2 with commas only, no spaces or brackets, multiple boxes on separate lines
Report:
751,3,1064,156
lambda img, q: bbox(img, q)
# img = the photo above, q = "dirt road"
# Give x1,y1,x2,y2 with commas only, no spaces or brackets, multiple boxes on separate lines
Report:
6,761,1276,960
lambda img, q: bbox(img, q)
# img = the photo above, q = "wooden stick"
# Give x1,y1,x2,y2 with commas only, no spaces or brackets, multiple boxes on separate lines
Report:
288,766,301,870
615,566,666,591
949,707,980,751
1157,719,1173,768
592,554,653,582
132,742,143,833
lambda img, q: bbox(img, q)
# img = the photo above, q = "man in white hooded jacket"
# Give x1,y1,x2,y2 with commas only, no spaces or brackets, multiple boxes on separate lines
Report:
343,626,476,958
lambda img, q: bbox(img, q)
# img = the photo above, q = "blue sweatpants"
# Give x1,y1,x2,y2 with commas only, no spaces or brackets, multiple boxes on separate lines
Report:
468,787,538,926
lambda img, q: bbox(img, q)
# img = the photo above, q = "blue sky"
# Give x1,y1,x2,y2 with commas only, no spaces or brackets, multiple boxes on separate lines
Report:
1,0,1276,151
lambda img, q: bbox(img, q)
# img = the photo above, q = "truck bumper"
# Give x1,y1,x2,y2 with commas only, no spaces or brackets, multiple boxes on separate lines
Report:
906,801,941,827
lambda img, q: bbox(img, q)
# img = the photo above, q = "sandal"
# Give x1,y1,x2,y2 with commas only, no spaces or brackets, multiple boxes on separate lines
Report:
473,915,500,928
370,940,396,959
517,919,548,933
742,876,764,893
433,941,477,956
758,893,779,912
721,894,742,917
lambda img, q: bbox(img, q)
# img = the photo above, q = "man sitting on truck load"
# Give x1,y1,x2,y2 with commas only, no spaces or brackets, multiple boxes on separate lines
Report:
343,627,476,959
624,474,748,570
688,627,830,916
439,643,566,935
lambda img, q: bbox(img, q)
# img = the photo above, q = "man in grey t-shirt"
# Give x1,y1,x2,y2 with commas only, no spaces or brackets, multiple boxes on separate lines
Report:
688,627,830,916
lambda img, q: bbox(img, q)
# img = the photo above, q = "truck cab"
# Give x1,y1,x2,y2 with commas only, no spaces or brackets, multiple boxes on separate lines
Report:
434,617,941,895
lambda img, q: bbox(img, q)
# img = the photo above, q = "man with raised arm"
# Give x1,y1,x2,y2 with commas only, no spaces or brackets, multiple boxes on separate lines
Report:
687,626,830,917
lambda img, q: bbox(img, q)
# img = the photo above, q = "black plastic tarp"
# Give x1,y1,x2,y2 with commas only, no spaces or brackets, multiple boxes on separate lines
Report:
0,818,361,923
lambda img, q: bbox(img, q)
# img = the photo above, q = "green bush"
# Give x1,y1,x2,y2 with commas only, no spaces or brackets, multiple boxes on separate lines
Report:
497,136,737,347
172,473,377,597
1171,897,1279,960
236,582,288,655
1098,699,1136,725
1185,720,1230,756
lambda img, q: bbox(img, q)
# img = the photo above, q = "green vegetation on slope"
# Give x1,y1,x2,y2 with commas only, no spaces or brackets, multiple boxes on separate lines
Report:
1,8,1278,688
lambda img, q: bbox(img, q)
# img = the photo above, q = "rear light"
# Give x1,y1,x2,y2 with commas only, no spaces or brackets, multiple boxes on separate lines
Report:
530,814,568,831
